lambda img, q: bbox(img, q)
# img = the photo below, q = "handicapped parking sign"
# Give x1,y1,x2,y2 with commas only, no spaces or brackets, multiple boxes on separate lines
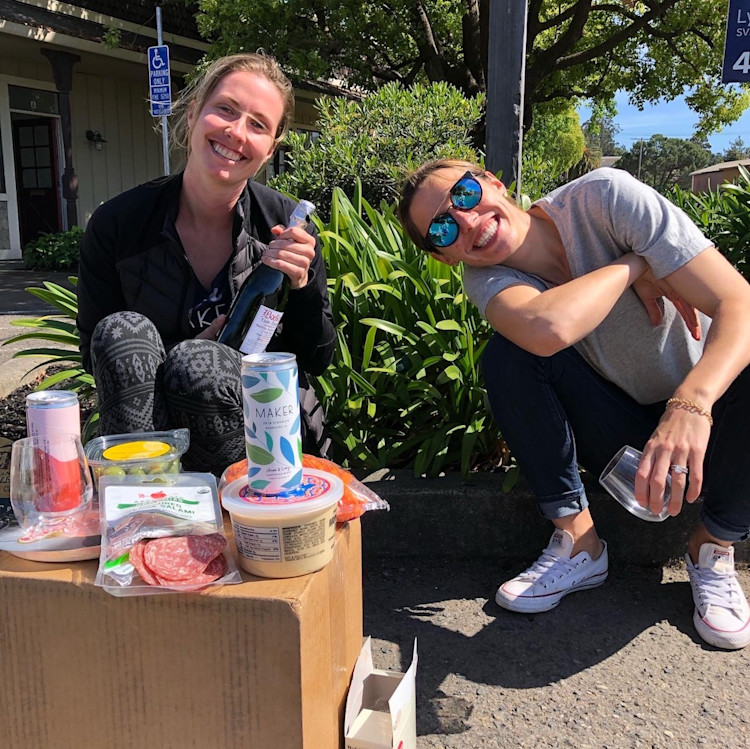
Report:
148,45,172,116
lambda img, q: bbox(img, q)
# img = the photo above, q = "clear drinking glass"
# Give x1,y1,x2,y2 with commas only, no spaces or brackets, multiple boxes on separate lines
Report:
10,433,93,529
599,445,670,522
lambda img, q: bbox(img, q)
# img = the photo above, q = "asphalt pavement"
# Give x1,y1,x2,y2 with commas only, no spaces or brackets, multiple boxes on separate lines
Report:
1,260,749,747
0,262,75,396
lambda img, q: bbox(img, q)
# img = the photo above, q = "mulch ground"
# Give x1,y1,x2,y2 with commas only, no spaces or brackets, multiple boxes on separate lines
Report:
0,369,97,442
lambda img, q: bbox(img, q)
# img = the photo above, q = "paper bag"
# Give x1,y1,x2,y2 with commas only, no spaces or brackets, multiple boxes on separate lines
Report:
344,636,418,749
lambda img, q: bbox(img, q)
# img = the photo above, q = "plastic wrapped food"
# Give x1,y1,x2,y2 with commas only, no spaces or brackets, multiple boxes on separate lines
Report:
95,473,241,597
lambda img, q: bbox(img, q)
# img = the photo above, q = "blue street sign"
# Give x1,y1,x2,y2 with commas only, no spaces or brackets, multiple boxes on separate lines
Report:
148,45,172,116
723,0,750,82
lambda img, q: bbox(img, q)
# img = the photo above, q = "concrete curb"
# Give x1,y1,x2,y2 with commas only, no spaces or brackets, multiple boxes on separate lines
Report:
359,469,750,565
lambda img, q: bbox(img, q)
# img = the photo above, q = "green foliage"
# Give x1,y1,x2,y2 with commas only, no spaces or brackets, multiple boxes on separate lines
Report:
521,103,586,198
271,82,484,220
519,153,570,201
582,111,625,157
1,278,98,440
313,183,502,477
101,26,122,50
668,165,750,281
6,192,504,475
722,137,750,162
523,104,585,171
22,226,83,272
193,0,747,138
616,134,715,193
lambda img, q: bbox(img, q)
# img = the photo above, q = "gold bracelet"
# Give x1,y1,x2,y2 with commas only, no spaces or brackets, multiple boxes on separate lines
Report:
666,397,713,426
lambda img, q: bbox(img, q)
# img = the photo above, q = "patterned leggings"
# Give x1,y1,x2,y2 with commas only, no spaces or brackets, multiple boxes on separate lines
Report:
90,311,329,475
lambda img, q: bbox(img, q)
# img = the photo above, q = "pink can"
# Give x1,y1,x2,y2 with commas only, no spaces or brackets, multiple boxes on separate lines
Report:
26,391,81,453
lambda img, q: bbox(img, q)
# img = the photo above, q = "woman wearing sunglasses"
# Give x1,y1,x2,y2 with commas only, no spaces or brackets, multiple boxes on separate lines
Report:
398,159,750,650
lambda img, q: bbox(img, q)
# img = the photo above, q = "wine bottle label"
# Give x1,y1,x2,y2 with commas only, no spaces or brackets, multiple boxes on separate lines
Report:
239,305,285,355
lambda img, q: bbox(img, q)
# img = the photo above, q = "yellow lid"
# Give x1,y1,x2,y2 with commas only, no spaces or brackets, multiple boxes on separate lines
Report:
103,440,171,461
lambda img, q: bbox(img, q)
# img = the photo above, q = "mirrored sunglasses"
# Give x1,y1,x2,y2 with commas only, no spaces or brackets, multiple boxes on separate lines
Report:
426,171,483,249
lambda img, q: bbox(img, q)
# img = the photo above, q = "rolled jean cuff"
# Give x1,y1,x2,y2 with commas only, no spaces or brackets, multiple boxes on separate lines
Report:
701,505,750,544
537,488,589,520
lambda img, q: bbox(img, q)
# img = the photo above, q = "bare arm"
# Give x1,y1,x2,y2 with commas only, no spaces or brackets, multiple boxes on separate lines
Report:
484,253,647,356
634,247,750,516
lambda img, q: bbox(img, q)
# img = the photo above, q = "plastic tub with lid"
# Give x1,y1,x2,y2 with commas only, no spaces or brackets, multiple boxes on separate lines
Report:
221,468,342,578
84,429,189,483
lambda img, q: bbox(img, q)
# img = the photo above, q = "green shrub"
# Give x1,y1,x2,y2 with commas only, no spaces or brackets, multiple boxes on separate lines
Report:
313,183,504,477
1,278,98,440
668,164,750,281
22,226,83,271
7,190,510,477
271,82,485,220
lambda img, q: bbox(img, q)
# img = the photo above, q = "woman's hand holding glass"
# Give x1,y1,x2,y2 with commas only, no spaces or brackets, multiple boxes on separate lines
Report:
265,224,316,289
634,405,711,518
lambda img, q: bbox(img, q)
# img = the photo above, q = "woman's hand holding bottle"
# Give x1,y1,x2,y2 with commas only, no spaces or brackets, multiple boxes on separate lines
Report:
265,223,316,289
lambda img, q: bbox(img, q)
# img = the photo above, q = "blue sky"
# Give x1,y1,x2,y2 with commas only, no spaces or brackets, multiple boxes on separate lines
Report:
578,90,750,156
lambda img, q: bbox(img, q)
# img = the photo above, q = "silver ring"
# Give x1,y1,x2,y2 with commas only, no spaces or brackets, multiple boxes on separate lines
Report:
669,464,689,475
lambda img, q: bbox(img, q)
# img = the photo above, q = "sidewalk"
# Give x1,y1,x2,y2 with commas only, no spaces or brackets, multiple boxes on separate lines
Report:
1,260,749,747
0,261,75,396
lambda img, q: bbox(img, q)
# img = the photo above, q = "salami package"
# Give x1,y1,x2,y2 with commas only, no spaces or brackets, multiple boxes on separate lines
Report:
95,473,241,597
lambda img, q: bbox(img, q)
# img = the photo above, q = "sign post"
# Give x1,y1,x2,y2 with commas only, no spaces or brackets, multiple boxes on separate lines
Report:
722,0,750,82
486,1,528,196
149,4,171,174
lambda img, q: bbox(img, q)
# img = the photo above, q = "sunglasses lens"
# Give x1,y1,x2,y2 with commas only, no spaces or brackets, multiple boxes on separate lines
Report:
452,177,482,209
428,215,459,248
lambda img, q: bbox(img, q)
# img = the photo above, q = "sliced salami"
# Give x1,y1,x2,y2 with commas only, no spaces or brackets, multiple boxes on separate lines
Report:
129,540,160,585
155,553,229,589
143,533,227,581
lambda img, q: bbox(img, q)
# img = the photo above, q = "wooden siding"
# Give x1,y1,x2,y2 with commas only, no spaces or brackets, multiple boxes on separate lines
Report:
72,71,164,223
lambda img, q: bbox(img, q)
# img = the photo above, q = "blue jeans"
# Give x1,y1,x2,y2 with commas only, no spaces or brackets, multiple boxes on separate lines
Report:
483,333,750,543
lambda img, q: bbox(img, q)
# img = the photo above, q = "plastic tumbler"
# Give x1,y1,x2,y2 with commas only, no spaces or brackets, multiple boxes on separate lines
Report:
599,445,670,522
10,433,93,529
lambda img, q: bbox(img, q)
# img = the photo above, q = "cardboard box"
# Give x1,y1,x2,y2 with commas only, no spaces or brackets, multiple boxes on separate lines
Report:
0,519,362,749
344,637,418,749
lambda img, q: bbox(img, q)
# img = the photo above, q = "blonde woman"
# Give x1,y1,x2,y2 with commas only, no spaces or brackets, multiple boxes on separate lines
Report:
399,160,750,650
77,54,334,474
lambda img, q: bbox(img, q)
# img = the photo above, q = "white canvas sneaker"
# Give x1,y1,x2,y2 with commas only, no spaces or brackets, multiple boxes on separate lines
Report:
495,529,609,613
686,543,750,650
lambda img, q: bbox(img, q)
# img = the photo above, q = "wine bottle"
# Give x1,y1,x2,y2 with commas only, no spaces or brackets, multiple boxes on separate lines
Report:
218,200,316,355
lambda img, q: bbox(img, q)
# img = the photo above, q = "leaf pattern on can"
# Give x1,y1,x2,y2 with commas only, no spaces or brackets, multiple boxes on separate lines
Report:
250,479,271,491
246,444,275,465
277,368,291,391
297,438,302,459
252,387,284,403
282,469,303,488
280,436,296,465
248,466,261,478
265,431,274,452
291,413,300,433
245,424,257,441
242,375,261,389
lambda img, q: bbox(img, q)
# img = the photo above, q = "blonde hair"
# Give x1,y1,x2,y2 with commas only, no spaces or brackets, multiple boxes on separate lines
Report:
170,53,294,158
397,159,485,252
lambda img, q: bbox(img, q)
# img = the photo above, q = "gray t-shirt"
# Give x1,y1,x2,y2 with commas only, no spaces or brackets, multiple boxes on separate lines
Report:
464,168,713,404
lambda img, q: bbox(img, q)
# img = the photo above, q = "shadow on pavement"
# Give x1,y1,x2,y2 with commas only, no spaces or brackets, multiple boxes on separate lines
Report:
0,264,74,314
363,556,697,736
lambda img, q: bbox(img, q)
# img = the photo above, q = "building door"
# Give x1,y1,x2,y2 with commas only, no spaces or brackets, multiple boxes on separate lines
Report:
11,115,61,247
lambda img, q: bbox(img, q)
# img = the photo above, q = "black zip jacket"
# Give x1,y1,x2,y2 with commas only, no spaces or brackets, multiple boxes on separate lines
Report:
77,173,335,388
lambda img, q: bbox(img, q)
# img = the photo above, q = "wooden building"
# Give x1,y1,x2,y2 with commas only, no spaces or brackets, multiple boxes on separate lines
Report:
0,0,332,259
690,158,750,193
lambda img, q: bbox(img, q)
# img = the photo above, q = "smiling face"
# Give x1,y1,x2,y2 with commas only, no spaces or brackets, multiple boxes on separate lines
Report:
407,167,529,267
186,70,284,188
